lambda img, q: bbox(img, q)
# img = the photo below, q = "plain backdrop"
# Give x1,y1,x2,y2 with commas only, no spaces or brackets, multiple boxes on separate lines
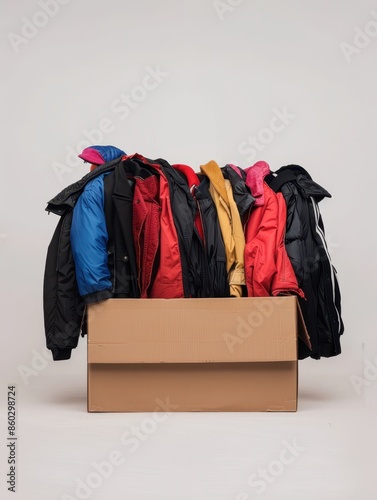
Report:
1,0,376,499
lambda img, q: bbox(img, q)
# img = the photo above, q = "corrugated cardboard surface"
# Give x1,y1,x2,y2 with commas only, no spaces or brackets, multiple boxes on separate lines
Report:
87,297,306,412
88,362,297,412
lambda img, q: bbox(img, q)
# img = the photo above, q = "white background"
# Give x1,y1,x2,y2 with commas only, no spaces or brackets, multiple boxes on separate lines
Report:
1,0,376,499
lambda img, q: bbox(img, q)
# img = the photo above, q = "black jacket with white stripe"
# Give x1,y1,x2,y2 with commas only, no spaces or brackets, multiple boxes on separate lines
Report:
267,165,344,359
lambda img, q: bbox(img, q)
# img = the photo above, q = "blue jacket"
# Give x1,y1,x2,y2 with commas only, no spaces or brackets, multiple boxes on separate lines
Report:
70,173,113,301
70,146,126,303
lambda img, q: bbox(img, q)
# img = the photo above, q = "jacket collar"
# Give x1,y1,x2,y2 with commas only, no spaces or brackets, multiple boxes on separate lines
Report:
46,156,123,215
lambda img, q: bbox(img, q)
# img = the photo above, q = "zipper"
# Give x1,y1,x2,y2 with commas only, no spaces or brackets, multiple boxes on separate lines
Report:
56,212,69,272
196,201,207,252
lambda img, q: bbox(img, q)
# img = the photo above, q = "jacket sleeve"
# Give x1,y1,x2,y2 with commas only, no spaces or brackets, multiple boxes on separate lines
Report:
271,193,305,298
70,175,113,303
43,212,85,361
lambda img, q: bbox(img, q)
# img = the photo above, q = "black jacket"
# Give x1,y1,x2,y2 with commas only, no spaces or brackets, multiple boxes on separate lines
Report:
195,175,229,297
221,165,255,222
158,159,210,298
268,165,344,359
43,158,139,361
103,162,139,299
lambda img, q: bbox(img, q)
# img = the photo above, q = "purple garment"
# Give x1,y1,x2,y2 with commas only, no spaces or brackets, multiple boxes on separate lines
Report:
78,145,125,165
244,161,271,206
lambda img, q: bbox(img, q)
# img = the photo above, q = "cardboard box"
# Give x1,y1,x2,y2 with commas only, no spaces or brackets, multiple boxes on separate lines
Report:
87,296,310,412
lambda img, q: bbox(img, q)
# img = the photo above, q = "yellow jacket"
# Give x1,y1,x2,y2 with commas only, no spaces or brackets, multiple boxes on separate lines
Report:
200,160,245,297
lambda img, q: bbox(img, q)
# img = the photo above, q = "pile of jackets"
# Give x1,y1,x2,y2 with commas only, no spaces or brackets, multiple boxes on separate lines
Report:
43,146,344,362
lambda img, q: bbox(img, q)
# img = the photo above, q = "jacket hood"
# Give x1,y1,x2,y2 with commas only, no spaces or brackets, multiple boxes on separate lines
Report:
244,161,271,206
173,164,201,191
78,145,125,165
274,165,332,201
46,156,122,216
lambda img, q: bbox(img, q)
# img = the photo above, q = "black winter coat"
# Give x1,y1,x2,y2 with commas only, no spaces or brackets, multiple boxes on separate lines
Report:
158,159,210,298
268,165,344,359
43,158,138,361
195,175,229,297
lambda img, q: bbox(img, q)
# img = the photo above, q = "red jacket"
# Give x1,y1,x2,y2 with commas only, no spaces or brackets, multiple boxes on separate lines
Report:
132,175,160,298
123,154,185,298
244,163,304,298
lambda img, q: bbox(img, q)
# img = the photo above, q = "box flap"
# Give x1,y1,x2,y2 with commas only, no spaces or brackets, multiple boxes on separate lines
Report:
88,297,301,364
